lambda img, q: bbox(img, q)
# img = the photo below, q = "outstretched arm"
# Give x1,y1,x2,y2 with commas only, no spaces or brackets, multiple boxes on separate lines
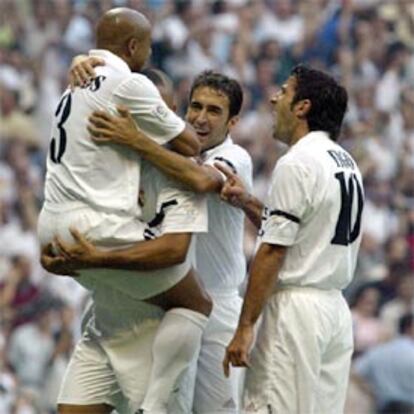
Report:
41,228,191,275
215,163,263,228
89,107,223,193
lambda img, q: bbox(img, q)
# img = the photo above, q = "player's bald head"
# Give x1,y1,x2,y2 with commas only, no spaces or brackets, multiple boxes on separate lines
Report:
96,8,151,52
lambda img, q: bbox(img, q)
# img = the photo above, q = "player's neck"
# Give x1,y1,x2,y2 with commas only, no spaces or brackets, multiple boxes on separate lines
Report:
289,124,309,146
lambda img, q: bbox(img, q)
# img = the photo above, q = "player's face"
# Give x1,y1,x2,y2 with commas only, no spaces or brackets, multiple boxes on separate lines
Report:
186,86,235,151
270,76,299,144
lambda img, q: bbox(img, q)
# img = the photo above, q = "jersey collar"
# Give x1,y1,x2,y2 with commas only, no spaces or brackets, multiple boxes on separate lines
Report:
202,135,233,158
89,49,131,75
291,131,330,151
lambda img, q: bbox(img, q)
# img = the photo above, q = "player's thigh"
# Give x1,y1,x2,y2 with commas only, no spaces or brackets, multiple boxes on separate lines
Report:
315,297,353,414
243,290,324,413
57,334,120,409
194,341,244,413
102,321,160,413
194,295,244,413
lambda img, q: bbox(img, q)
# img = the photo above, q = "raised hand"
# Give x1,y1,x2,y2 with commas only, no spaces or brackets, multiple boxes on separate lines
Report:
69,55,104,89
214,162,249,208
88,105,149,150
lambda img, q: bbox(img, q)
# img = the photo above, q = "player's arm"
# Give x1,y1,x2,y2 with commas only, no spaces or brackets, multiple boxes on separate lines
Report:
215,163,263,228
41,229,191,274
89,107,223,193
223,242,286,376
68,56,200,156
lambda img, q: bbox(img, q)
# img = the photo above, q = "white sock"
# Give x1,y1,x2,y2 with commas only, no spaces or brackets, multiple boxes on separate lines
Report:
139,308,209,413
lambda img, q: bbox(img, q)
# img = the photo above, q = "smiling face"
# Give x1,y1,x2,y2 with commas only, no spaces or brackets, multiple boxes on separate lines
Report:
185,86,237,151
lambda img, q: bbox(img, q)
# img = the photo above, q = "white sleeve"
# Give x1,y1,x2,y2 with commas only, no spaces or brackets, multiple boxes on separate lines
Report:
144,182,208,237
261,159,313,246
204,146,253,192
113,74,185,145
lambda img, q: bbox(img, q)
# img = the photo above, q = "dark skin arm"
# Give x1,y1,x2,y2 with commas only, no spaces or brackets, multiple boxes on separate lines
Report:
88,107,224,193
215,163,263,228
69,56,200,157
223,243,287,377
41,228,191,275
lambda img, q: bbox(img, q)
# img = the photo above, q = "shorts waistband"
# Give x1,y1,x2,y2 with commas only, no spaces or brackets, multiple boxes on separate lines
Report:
276,285,342,296
42,201,90,213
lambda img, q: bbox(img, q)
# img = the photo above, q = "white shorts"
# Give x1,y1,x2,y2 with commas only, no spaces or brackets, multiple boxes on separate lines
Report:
243,287,353,414
38,204,190,299
179,290,245,414
58,317,160,413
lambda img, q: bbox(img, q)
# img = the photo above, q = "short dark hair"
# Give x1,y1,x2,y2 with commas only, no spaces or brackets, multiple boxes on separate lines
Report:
290,65,348,141
141,68,173,90
399,313,413,334
189,70,243,119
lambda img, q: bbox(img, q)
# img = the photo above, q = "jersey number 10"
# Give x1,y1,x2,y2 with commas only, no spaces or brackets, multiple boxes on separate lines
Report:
50,92,72,164
331,172,364,246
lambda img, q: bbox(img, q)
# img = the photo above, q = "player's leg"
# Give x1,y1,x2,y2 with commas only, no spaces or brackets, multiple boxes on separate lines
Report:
193,293,244,413
57,332,120,414
314,294,353,414
243,288,323,413
139,269,213,413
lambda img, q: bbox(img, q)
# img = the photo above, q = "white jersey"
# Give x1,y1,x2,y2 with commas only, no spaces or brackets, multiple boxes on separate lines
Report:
44,49,185,216
260,131,364,290
196,136,253,292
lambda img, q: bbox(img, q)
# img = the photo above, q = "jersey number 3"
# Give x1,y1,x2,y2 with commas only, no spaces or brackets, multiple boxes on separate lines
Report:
50,92,72,164
331,172,364,246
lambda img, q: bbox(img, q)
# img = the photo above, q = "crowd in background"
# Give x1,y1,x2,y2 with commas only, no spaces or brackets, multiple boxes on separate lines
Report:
0,0,413,413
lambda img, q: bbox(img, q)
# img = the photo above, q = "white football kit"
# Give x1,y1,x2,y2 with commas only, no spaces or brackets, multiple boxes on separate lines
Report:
244,131,364,414
189,136,253,413
56,163,207,413
37,49,209,413
38,49,194,299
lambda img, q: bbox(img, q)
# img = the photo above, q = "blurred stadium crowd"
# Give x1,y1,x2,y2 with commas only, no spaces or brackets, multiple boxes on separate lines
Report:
0,0,413,413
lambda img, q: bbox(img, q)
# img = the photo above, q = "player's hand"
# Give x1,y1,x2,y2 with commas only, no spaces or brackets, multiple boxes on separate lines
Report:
40,244,79,277
88,106,149,150
223,324,254,377
53,228,100,268
214,163,249,209
69,55,104,89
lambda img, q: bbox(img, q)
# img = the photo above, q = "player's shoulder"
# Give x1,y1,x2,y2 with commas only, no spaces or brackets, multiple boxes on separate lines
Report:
115,72,159,97
211,140,252,168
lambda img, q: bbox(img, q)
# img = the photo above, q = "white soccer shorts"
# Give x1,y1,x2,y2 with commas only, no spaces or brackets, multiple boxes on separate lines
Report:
243,287,353,414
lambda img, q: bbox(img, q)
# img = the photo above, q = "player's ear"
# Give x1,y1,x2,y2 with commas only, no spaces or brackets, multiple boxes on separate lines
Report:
126,37,138,57
227,115,240,131
295,99,311,120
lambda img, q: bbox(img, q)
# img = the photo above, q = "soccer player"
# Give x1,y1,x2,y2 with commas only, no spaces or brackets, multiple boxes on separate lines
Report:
38,8,211,414
58,68,253,413
218,65,364,413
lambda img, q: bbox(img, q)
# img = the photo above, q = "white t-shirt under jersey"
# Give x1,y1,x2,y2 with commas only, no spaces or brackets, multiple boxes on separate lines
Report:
44,49,185,216
260,131,364,290
196,136,253,293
